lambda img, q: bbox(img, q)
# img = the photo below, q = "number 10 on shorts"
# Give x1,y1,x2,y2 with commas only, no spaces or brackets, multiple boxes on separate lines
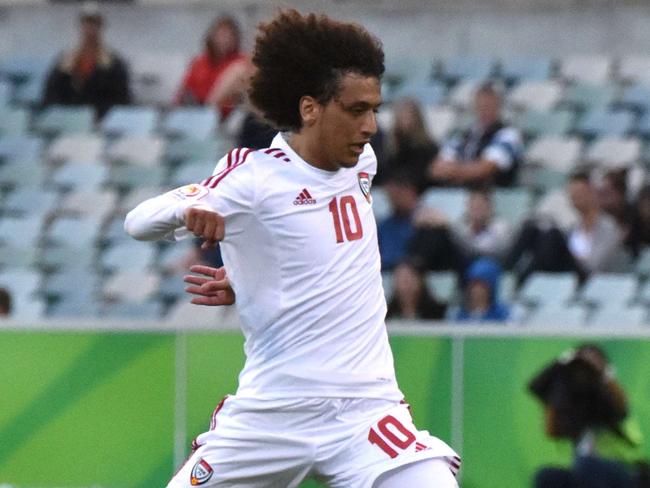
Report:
368,414,416,458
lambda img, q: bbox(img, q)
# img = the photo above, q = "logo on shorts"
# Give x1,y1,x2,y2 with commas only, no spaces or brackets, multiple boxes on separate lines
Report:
358,172,372,203
190,458,213,485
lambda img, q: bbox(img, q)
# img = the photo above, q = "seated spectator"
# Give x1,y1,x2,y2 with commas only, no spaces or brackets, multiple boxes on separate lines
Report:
429,82,523,188
377,171,420,271
597,169,635,255
627,184,650,258
42,2,131,119
529,344,648,488
0,288,11,317
454,257,510,323
507,170,629,286
407,188,510,273
177,15,251,119
386,259,447,321
376,97,439,191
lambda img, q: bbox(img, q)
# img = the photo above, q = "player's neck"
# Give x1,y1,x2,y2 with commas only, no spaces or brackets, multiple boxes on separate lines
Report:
286,132,338,173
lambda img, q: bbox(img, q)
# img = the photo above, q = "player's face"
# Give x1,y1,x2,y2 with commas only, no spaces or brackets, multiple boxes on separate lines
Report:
316,73,381,170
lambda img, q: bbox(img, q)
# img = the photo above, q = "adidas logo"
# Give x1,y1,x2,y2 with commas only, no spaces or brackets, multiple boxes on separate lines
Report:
293,188,316,205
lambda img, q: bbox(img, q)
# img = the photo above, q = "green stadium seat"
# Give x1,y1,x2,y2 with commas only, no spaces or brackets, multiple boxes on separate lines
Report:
35,105,95,136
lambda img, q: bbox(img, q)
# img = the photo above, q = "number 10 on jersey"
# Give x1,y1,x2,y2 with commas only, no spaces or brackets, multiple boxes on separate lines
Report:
328,196,363,243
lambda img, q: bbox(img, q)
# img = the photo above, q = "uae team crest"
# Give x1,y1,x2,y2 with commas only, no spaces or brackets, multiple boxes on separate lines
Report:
190,458,213,485
358,172,372,203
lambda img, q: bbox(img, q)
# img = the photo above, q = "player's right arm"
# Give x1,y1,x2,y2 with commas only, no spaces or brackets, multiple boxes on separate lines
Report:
124,148,256,242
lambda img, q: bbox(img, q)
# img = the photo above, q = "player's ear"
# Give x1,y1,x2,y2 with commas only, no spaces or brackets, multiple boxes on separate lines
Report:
299,95,321,127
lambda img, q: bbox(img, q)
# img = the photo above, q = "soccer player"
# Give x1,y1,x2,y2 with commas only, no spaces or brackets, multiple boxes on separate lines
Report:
125,10,459,488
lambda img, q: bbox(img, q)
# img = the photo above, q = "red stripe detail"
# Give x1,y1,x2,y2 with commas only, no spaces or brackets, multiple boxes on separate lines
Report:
264,147,281,155
234,148,242,166
209,158,247,189
226,149,233,168
303,188,313,199
202,175,216,187
272,151,286,159
209,395,229,430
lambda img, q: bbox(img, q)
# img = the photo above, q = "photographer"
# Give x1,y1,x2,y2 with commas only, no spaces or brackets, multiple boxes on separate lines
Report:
529,345,648,488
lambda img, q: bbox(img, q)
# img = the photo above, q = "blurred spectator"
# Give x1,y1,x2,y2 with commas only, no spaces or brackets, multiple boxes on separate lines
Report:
43,2,131,119
177,16,251,119
454,257,510,323
407,188,510,273
376,97,438,191
627,185,650,258
506,170,629,286
0,288,11,317
529,344,648,488
597,169,635,254
429,82,523,188
377,171,420,271
386,259,447,321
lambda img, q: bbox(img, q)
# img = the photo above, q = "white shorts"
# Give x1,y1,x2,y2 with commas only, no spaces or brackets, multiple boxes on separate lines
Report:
168,395,460,488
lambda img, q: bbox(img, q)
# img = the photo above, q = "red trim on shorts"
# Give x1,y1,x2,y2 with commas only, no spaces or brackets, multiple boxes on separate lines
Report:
209,395,230,430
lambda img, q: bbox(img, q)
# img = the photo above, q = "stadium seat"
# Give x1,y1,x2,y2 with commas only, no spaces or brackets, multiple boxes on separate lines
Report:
34,105,95,136
589,305,647,328
101,106,159,137
422,105,457,141
636,112,650,139
518,272,579,305
562,83,616,112
585,136,642,169
58,188,117,219
425,271,458,303
0,106,29,136
576,110,635,139
499,58,554,82
618,56,650,85
165,138,225,165
526,136,583,172
47,216,101,248
0,135,44,162
579,273,639,307
0,214,45,247
0,56,49,84
0,268,42,297
47,292,100,318
493,188,534,224
51,161,108,190
534,189,578,231
9,294,47,320
393,81,447,106
13,73,47,106
559,55,612,84
635,249,650,277
525,303,586,327
42,268,101,299
3,187,58,216
129,51,187,106
448,79,481,108
0,158,47,190
103,270,161,302
47,133,104,163
508,80,563,111
441,57,496,83
107,135,165,166
101,241,157,271
0,80,11,105
420,188,468,222
119,185,168,215
169,160,216,188
519,109,574,138
157,239,195,272
162,107,219,140
619,84,650,113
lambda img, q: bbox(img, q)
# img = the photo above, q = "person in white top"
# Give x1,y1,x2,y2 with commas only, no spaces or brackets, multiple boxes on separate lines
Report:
125,10,459,488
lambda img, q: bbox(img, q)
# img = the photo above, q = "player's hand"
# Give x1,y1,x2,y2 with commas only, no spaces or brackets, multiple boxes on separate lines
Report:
184,265,236,306
183,207,225,249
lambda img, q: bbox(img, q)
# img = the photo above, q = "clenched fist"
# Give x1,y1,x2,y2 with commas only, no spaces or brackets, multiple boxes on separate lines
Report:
184,207,225,248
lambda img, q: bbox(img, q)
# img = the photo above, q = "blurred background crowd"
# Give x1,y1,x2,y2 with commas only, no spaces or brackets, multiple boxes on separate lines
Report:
2,1,650,328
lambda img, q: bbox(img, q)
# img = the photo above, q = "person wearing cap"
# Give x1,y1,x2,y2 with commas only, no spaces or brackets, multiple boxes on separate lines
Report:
42,3,131,119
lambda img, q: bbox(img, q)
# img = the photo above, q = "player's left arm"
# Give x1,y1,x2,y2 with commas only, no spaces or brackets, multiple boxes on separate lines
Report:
184,265,235,306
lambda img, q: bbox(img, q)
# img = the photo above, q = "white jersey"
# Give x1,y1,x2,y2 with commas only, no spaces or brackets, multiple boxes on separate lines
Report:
125,133,401,401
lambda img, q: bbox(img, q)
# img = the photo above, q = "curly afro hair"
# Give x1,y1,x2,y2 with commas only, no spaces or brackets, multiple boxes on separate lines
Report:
248,10,384,132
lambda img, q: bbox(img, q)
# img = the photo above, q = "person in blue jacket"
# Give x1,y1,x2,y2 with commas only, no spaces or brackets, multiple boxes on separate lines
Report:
455,257,509,323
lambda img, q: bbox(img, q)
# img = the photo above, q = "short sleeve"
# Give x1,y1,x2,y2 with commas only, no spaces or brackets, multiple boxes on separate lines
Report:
481,127,523,170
